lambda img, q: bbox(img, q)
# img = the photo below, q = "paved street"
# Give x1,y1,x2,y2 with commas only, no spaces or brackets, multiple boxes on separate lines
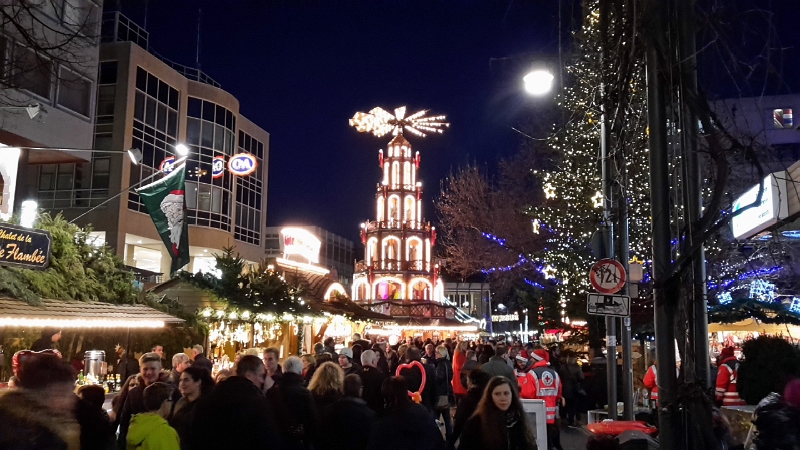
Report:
562,425,592,450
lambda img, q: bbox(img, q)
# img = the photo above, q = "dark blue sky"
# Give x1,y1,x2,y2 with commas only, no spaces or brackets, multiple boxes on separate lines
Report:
113,0,577,242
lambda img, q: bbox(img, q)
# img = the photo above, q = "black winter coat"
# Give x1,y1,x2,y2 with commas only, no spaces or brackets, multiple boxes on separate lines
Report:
433,357,454,405
449,387,482,448
188,376,284,450
168,397,199,450
358,366,388,413
75,397,114,450
266,372,320,450
458,413,535,450
398,360,438,410
312,390,342,414
368,402,444,450
191,354,213,373
318,397,376,450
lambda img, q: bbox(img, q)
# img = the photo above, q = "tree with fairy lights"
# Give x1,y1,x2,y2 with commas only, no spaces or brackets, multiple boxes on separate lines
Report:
527,0,651,334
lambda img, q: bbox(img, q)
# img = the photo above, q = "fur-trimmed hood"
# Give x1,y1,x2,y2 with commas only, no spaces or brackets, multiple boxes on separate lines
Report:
0,389,80,450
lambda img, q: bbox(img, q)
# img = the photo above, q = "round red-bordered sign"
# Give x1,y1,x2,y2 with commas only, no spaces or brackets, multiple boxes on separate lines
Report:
590,259,626,294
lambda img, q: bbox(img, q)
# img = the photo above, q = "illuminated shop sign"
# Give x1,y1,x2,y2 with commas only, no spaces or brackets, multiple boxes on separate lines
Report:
212,156,225,179
281,227,321,264
159,156,176,173
731,172,788,239
491,312,519,322
228,153,258,176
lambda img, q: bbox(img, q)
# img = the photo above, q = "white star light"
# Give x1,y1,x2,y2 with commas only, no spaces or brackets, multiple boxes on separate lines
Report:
544,183,556,199
592,191,604,208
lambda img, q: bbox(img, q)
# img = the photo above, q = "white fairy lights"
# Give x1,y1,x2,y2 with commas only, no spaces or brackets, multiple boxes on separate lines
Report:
349,106,449,138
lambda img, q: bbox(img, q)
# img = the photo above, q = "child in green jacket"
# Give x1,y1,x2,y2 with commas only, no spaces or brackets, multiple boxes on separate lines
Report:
127,382,180,450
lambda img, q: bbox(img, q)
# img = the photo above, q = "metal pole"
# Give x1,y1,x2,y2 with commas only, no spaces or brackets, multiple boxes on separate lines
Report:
677,0,710,391
615,118,634,421
645,0,680,446
601,90,618,421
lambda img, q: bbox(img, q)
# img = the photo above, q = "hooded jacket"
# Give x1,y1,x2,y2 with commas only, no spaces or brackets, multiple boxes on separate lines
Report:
0,389,80,450
126,412,180,450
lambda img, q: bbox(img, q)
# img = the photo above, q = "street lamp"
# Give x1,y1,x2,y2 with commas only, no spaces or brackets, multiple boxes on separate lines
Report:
20,200,37,228
175,143,189,156
523,70,555,95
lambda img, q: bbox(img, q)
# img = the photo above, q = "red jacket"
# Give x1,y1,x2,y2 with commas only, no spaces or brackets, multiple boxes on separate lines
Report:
716,357,745,406
517,370,538,399
452,351,468,395
530,361,562,424
643,365,658,404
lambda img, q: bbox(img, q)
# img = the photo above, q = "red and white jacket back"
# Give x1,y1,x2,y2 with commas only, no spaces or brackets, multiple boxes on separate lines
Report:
529,361,562,424
716,357,745,406
643,365,658,404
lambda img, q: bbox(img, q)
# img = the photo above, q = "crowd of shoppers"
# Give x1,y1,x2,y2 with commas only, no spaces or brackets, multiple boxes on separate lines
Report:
1,335,599,450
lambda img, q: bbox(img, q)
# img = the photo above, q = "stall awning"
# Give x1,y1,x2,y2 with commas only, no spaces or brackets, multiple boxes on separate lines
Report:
0,297,184,328
709,318,800,336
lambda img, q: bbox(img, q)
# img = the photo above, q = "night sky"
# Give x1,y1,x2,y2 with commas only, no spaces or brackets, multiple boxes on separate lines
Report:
113,0,577,242
112,1,800,245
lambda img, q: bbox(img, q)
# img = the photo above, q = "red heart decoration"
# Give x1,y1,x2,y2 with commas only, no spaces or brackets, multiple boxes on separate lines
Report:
396,360,426,403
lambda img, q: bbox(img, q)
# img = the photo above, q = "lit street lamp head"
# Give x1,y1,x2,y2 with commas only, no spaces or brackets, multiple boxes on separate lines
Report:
523,70,555,95
174,143,189,156
127,148,143,165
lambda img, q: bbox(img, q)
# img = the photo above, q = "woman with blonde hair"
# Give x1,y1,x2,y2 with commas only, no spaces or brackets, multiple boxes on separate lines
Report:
308,361,344,412
458,376,536,450
301,354,317,386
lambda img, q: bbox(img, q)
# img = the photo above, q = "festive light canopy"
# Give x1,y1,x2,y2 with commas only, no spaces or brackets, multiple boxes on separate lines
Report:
349,106,449,138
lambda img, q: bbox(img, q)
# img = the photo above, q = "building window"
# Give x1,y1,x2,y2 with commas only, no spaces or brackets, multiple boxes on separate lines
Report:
128,67,180,215
234,130,264,245
37,157,108,209
57,66,92,116
12,44,52,100
61,0,101,37
773,109,793,129
184,96,235,232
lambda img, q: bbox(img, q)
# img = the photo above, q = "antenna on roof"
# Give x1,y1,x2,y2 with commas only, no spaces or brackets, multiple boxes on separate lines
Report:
196,8,202,71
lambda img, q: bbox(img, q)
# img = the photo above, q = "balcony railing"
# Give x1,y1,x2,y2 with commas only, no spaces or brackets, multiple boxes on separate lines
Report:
101,12,221,88
363,220,432,232
355,259,431,272
355,300,457,319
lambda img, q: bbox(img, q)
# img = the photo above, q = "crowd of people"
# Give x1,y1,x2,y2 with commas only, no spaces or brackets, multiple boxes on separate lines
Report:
0,334,600,450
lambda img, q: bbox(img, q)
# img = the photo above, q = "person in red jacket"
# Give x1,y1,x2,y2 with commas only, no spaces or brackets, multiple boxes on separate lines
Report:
515,356,537,399
530,348,563,450
716,347,745,407
643,349,658,410
451,341,469,404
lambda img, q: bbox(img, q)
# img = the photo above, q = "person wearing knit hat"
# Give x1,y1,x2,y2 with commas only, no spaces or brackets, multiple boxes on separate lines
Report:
338,347,361,376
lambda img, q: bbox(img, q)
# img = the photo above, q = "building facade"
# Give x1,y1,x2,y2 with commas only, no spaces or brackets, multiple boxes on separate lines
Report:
1,0,103,220
264,225,355,290
23,12,268,279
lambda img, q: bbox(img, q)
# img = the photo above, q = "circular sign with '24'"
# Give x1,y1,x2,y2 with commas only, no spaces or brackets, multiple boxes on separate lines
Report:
589,259,626,294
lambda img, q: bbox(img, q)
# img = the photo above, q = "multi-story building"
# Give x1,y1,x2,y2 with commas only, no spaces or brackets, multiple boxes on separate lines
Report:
444,277,492,319
264,226,355,290
1,0,103,219
23,12,268,279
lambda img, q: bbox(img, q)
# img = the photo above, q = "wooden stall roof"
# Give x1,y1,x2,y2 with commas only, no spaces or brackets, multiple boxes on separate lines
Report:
0,297,184,326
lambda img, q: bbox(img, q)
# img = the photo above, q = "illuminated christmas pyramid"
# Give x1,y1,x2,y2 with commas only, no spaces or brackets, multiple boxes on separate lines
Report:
349,107,476,331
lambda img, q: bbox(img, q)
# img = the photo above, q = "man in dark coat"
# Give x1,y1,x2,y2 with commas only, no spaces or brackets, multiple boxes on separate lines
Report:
399,347,438,411
319,374,376,450
266,356,319,450
368,376,443,450
117,352,171,447
30,328,61,352
358,350,388,413
480,344,516,382
265,347,284,386
189,355,283,449
191,344,213,373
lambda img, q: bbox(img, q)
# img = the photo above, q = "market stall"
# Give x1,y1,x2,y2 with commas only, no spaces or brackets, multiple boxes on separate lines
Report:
0,296,185,384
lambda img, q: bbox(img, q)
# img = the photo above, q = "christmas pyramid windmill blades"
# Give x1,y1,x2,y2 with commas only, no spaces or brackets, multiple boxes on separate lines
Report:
349,106,449,138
